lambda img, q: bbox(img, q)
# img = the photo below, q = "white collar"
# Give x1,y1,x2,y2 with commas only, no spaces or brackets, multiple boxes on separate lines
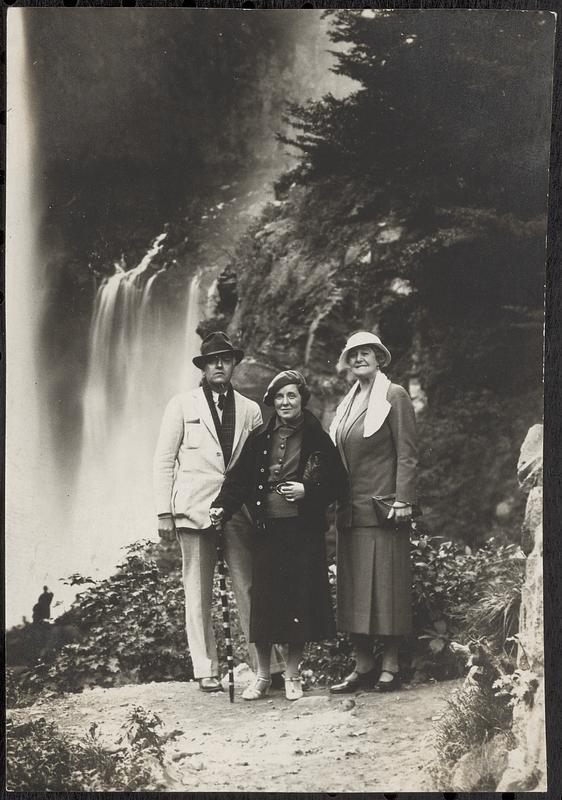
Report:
329,371,392,442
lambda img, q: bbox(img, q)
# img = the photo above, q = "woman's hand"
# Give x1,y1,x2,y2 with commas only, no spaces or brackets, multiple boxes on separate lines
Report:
209,507,225,527
279,481,305,503
388,501,413,523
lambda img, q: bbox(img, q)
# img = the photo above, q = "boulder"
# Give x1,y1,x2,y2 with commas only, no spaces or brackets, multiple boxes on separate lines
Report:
495,424,546,791
220,662,256,691
496,680,546,792
451,734,509,791
517,423,543,494
521,486,542,555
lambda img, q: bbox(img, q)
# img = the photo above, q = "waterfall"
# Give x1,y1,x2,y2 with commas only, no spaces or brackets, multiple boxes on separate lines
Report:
69,248,202,584
182,272,202,391
5,10,66,627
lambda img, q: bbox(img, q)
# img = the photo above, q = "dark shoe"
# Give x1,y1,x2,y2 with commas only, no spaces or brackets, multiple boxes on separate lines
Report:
270,672,285,690
373,672,402,693
199,677,222,693
329,665,380,694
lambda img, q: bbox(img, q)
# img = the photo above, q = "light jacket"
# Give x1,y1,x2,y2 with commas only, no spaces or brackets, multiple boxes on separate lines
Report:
153,386,262,529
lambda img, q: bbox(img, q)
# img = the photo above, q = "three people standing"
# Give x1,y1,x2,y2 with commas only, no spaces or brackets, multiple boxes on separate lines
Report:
154,328,418,698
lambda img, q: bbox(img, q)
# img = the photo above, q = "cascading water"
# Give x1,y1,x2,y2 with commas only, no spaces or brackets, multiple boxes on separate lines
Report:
182,273,202,391
5,10,67,627
70,241,202,583
6,12,355,628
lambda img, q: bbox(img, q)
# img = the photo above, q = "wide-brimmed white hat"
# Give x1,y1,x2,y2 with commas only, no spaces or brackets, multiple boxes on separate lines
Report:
337,331,392,371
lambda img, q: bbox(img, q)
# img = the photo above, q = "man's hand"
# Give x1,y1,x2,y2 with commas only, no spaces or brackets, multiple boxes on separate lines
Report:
209,507,225,527
387,501,412,523
279,481,306,503
158,514,176,543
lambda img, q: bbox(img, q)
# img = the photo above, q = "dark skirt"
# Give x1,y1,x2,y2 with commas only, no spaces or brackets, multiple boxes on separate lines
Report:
336,525,412,636
249,516,336,644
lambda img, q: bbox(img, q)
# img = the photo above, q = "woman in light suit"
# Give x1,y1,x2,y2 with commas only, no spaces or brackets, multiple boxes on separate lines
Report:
329,331,418,693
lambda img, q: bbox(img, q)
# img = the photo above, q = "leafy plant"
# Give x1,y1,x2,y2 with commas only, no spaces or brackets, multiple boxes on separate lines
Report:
6,706,170,792
9,539,253,704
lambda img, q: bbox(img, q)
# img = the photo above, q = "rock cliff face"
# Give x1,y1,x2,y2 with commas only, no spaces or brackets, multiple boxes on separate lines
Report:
219,177,544,545
496,424,546,791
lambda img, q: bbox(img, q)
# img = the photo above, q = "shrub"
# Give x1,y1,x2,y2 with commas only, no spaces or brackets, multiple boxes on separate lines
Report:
410,531,524,667
6,706,168,792
430,641,518,789
12,539,250,702
8,532,524,700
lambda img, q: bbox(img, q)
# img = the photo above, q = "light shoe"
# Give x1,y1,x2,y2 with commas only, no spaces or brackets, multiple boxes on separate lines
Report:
242,678,271,701
199,677,222,693
284,675,303,701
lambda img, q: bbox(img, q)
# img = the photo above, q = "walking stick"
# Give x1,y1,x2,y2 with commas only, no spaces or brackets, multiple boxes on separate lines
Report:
214,521,235,702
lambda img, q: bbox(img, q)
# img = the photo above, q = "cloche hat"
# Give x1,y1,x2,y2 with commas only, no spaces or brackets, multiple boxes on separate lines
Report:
337,331,392,371
263,370,311,407
192,331,244,369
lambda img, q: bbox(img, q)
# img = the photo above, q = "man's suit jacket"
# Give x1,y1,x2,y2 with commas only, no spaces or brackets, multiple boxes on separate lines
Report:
153,386,262,530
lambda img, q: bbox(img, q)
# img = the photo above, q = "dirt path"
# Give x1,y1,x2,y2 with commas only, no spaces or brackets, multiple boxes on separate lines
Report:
8,678,462,791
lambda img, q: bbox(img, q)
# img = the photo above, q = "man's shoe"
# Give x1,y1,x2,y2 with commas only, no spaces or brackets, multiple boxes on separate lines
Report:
329,665,380,694
199,677,222,693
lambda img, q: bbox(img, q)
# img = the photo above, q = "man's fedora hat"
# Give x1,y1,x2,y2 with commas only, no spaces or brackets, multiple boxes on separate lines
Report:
337,331,392,371
192,331,244,369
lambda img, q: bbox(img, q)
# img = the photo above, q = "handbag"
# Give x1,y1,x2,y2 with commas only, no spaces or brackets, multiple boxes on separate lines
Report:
302,451,324,485
372,496,422,528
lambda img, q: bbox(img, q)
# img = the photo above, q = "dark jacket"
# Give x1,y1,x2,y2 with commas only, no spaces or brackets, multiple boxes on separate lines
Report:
213,409,347,532
335,382,418,528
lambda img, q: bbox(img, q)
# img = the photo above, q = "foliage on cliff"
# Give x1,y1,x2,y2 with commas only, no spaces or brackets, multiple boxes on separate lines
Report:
225,10,550,544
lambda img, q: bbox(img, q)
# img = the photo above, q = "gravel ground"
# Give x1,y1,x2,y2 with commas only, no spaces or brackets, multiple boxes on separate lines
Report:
8,677,463,792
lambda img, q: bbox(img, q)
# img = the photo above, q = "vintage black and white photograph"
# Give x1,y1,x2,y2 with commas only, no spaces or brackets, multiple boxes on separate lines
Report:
5,6,556,792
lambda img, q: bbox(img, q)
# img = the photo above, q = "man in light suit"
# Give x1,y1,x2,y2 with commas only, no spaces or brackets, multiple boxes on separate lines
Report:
154,331,284,692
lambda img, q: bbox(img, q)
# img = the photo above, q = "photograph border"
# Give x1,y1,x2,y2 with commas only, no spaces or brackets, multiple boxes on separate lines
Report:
2,0,561,798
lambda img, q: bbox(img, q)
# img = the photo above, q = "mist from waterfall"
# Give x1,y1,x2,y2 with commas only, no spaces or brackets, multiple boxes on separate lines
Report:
5,10,66,626
71,247,202,584
5,10,356,628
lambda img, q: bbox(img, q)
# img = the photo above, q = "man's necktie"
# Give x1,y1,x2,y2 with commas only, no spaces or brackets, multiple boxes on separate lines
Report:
217,394,226,411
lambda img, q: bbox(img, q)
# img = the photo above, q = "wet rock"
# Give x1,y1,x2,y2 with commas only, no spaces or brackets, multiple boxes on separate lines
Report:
376,225,404,244
344,241,370,266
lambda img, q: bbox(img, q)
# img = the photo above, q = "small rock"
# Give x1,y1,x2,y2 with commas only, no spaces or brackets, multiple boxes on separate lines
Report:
340,699,355,712
294,695,330,707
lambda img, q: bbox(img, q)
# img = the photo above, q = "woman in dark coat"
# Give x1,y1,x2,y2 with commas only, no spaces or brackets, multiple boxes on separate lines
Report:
211,370,345,701
329,332,418,694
